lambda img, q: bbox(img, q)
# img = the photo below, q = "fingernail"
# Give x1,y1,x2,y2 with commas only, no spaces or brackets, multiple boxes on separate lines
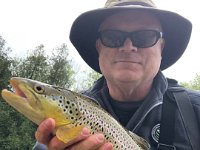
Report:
105,143,113,150
96,134,104,143
35,130,43,143
81,127,90,137
44,118,54,127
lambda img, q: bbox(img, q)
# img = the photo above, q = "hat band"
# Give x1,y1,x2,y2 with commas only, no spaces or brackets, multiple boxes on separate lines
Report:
114,2,154,7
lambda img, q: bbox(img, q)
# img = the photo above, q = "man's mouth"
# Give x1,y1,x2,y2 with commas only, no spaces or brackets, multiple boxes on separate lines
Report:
114,60,141,64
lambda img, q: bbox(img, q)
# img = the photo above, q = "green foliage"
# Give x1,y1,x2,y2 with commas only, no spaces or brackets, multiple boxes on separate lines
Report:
78,69,102,90
47,44,75,88
11,44,50,82
11,44,75,88
180,74,200,90
0,100,37,150
0,36,12,90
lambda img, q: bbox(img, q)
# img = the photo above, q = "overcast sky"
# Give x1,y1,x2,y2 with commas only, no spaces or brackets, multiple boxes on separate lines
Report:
0,0,199,82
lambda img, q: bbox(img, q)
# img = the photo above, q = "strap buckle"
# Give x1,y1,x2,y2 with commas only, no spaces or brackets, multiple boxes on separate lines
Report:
157,143,176,150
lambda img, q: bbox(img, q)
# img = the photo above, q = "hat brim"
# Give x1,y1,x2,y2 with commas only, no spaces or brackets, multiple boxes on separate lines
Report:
70,6,192,73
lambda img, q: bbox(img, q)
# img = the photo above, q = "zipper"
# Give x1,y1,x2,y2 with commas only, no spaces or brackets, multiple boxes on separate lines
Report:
132,101,163,131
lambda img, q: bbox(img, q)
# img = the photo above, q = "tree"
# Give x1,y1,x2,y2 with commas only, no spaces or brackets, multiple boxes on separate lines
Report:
0,36,36,150
11,44,75,88
0,103,37,150
0,41,75,149
75,69,102,91
181,74,200,90
86,70,102,88
11,44,50,82
47,44,74,88
0,36,12,90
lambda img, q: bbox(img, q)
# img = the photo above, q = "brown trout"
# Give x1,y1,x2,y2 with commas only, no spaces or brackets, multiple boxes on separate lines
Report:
1,77,150,150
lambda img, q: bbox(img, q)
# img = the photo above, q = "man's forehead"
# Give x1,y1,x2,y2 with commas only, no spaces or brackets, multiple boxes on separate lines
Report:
99,10,162,31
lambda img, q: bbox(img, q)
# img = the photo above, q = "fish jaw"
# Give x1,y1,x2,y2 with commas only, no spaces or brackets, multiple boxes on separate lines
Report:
1,78,45,125
1,77,72,127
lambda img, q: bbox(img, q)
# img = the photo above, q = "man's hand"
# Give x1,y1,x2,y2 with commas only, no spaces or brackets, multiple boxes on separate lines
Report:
35,118,113,150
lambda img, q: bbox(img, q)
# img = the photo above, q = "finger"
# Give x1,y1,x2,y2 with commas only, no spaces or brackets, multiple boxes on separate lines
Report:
48,136,66,150
98,142,113,150
35,118,55,145
66,133,105,150
48,127,90,150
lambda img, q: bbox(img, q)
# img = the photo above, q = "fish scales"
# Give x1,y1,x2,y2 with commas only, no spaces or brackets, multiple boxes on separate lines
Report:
1,77,150,150
50,88,140,149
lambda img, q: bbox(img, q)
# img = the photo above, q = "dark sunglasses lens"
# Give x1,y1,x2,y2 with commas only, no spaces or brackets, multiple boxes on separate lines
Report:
100,30,125,47
132,30,159,48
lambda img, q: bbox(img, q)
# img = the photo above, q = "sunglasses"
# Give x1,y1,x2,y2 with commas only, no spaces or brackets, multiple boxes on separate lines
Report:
98,29,163,48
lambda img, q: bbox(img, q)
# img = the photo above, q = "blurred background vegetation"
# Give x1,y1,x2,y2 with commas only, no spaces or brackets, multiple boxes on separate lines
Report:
0,35,101,150
0,35,199,149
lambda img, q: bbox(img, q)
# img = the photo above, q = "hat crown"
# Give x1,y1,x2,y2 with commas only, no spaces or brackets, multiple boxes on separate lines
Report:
105,0,157,8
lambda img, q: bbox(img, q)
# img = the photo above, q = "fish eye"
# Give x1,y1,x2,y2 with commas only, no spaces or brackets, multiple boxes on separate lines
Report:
34,84,45,94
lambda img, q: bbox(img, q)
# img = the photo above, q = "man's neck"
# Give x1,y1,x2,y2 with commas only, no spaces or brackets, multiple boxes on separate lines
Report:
106,79,153,102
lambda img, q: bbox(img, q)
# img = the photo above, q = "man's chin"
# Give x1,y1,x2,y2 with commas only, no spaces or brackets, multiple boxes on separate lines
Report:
113,71,142,82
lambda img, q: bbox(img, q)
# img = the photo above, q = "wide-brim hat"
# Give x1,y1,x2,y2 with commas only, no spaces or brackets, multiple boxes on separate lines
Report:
70,0,192,73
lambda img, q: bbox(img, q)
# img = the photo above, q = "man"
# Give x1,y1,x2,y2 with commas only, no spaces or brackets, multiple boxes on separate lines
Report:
33,0,200,149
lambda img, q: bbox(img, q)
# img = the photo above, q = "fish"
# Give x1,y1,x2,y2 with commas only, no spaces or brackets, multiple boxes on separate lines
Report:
1,77,150,150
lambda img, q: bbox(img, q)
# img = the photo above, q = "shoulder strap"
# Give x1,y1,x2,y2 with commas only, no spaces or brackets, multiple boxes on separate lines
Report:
158,87,200,150
158,90,176,150
173,89,200,150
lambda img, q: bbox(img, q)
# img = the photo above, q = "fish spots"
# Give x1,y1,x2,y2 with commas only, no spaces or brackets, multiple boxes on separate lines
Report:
41,87,148,149
73,98,143,149
58,97,80,122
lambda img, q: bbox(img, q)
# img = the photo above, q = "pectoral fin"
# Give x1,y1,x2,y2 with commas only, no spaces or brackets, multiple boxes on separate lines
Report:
56,125,86,143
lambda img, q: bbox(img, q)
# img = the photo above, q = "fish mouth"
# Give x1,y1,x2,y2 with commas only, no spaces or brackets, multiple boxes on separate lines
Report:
2,77,39,106
8,78,27,99
1,78,32,106
1,77,45,125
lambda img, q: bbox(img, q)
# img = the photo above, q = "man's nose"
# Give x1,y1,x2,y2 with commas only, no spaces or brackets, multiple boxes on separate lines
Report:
120,38,138,52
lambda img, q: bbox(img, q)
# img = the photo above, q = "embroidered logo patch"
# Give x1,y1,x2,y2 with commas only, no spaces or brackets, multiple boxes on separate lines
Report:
151,124,160,143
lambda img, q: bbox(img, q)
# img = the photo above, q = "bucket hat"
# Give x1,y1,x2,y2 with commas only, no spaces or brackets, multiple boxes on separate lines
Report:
70,0,192,73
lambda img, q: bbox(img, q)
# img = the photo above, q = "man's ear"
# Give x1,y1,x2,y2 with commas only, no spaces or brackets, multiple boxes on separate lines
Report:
160,38,165,52
96,39,101,53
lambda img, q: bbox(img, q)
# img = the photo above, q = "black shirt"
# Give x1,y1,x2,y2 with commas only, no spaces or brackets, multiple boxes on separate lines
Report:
108,96,144,126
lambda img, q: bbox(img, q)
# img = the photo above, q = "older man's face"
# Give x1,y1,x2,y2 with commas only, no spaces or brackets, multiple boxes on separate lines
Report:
96,11,164,84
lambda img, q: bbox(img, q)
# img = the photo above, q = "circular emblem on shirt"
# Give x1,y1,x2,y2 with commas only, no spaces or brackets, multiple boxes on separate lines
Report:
151,124,160,143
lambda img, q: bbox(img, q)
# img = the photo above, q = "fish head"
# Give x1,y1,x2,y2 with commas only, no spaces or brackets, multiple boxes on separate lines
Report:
1,77,74,127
